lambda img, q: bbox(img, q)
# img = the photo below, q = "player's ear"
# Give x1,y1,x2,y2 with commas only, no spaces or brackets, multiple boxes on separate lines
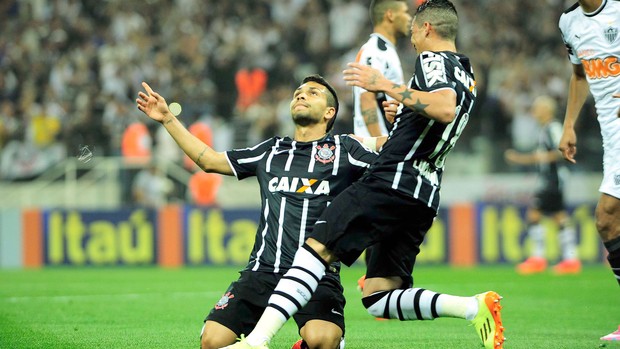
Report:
324,107,336,122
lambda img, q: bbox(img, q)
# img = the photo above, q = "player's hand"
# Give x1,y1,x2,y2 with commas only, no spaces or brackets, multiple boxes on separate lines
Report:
382,100,399,124
504,149,519,164
343,63,389,92
558,128,577,164
136,82,173,123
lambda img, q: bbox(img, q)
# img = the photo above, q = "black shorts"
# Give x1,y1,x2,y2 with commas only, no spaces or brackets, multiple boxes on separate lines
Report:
309,176,436,286
205,270,345,336
533,189,565,214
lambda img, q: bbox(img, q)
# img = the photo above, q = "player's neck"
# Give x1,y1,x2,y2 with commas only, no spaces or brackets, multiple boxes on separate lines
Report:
419,40,456,53
579,0,603,13
374,27,397,46
294,126,327,143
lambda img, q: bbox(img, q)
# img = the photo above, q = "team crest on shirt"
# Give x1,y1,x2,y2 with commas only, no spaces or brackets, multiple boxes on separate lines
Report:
214,292,234,310
315,144,335,164
604,26,618,44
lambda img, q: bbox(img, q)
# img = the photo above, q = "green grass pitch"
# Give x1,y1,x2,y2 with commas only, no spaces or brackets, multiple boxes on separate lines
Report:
1,265,618,348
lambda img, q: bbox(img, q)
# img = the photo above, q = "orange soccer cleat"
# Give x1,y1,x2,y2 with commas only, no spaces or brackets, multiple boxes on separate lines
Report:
552,259,582,274
516,256,547,275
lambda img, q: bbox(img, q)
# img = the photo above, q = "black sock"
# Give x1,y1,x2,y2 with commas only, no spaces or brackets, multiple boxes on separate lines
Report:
604,236,620,287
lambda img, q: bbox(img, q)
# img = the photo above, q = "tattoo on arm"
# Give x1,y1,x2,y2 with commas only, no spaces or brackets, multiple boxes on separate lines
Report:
411,98,429,113
196,147,207,169
164,118,174,125
397,89,413,103
362,108,379,124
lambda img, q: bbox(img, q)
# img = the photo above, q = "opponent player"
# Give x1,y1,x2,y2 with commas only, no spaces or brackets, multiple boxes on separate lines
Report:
505,95,580,275
222,1,504,349
557,0,620,341
136,75,380,349
352,0,410,137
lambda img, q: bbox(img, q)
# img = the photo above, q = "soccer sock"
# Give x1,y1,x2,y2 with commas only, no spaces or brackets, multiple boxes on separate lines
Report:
559,224,578,260
361,288,478,320
603,236,620,287
528,224,545,258
245,244,326,345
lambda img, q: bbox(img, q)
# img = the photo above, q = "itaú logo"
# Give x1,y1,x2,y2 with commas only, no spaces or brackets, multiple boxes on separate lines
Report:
268,177,331,195
581,56,620,80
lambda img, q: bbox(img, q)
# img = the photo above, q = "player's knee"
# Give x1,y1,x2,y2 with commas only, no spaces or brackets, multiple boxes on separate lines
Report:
200,332,229,349
200,335,216,349
595,214,614,239
361,291,389,318
302,329,342,349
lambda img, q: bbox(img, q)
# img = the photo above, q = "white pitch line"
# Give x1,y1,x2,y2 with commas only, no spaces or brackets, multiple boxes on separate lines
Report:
2,291,224,303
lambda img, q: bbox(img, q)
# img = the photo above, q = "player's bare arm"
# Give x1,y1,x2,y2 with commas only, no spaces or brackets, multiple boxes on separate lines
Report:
360,91,382,136
136,82,233,175
344,62,457,124
505,149,560,166
558,64,590,164
614,93,620,118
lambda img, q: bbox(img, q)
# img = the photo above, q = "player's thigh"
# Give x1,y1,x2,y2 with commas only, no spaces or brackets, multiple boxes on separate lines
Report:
364,204,435,288
294,277,345,338
204,272,277,339
200,320,237,349
596,193,620,240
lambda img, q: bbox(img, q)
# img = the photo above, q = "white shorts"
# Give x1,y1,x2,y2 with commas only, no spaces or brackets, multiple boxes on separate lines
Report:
600,148,620,200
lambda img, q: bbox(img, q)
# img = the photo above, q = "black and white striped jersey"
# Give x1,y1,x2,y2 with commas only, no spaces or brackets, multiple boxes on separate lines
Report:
366,51,477,212
226,134,377,274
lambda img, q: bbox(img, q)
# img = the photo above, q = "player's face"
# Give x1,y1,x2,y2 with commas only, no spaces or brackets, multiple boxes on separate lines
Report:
410,16,424,52
393,3,412,38
290,81,331,127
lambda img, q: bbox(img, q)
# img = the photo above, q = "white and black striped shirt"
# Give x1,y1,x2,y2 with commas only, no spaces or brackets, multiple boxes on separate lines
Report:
366,51,477,212
226,134,377,274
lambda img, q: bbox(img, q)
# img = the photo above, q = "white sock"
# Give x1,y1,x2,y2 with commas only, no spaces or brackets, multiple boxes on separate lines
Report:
436,294,478,320
528,224,545,258
559,225,577,260
245,246,326,345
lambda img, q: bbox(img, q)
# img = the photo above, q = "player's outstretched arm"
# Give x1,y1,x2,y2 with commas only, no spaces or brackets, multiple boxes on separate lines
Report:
343,62,456,124
136,82,233,175
559,64,589,164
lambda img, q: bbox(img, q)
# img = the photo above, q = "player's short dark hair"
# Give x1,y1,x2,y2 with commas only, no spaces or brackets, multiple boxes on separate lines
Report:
415,0,458,41
369,0,406,26
302,74,339,132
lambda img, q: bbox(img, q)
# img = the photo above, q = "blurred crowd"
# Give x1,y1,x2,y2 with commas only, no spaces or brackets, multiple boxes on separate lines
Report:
0,0,603,183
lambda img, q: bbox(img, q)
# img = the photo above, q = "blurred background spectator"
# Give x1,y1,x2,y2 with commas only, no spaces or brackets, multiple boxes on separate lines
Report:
0,0,603,193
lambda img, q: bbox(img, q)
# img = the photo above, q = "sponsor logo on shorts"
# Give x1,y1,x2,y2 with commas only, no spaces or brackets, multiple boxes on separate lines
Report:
215,292,234,310
614,174,620,186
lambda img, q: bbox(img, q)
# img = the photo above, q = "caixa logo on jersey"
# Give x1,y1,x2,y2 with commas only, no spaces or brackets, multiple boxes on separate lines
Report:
268,177,331,195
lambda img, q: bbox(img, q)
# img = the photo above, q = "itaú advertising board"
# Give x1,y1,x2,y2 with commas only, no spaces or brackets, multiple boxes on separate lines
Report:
4,202,604,268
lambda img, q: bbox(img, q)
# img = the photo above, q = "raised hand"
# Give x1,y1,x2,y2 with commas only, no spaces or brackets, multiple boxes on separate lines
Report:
136,82,173,123
343,62,390,92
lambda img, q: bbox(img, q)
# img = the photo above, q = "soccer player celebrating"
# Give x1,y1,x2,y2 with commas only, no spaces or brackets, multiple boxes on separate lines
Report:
136,75,379,349
221,1,504,349
557,0,620,341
